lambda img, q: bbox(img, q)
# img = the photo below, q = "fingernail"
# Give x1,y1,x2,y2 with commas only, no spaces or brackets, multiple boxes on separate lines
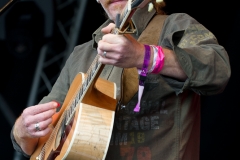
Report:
52,100,61,107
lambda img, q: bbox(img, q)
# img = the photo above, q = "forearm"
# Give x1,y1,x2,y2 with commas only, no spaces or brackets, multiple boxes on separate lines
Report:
156,47,187,81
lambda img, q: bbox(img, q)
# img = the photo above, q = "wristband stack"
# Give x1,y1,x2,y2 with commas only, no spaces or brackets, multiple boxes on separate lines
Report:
133,44,165,112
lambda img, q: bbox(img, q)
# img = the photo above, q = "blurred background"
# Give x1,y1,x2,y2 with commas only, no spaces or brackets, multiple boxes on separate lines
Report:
0,0,239,159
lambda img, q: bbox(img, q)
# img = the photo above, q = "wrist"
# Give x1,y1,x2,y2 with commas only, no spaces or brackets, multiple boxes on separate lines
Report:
139,45,151,77
13,117,39,155
13,118,23,139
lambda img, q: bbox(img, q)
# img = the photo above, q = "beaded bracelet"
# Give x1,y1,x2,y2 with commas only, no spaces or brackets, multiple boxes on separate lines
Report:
134,44,151,112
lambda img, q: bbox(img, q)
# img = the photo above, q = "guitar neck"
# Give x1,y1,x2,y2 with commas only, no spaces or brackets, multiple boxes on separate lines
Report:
80,54,104,99
65,54,104,125
0,0,19,15
114,0,150,35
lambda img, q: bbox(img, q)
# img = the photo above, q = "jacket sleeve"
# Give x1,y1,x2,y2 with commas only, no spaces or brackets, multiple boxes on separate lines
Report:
39,40,96,105
38,53,72,106
159,13,231,95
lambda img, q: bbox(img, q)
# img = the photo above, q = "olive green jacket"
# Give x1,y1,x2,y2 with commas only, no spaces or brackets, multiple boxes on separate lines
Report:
11,5,230,160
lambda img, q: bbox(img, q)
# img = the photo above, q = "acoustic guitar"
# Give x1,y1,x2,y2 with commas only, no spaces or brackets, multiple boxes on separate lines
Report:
29,0,150,159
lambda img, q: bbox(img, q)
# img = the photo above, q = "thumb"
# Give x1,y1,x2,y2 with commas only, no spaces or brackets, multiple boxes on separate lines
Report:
101,23,116,34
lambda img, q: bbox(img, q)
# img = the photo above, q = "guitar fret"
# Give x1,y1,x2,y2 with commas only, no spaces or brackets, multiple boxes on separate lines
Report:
71,104,74,113
86,75,91,85
68,109,71,119
90,69,95,78
66,110,69,120
64,112,68,125
95,61,100,70
83,82,87,90
79,88,83,99
70,100,76,113
74,97,77,106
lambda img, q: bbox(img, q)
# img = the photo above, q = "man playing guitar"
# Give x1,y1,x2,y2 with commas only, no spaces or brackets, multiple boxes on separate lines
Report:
10,0,230,160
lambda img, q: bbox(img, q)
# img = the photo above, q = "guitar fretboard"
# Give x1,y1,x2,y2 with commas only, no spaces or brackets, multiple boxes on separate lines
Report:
65,54,103,125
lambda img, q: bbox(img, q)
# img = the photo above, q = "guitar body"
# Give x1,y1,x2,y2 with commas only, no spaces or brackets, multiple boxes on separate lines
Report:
58,103,115,160
30,72,117,160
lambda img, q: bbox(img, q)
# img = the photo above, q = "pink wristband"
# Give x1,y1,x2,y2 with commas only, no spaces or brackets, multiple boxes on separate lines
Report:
152,46,164,74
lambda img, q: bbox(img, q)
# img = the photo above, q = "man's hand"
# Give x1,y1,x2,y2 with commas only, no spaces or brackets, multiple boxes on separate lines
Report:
97,23,146,69
13,101,60,155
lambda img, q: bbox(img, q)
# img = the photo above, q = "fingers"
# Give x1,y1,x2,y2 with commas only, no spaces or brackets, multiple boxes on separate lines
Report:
23,101,60,122
97,33,126,57
23,101,60,116
31,118,52,135
20,101,61,137
98,25,146,69
101,23,116,34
